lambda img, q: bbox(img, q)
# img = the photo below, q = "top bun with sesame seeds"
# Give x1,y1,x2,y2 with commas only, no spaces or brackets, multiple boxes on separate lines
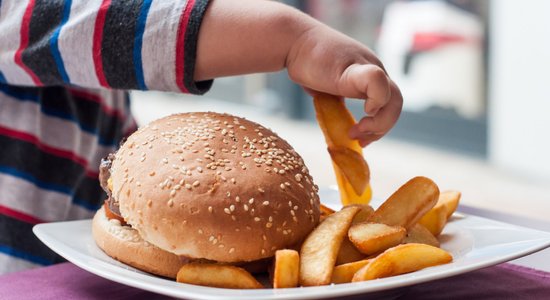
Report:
109,112,320,263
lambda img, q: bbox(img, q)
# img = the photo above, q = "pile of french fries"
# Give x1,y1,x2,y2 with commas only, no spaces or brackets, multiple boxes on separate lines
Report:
175,95,461,289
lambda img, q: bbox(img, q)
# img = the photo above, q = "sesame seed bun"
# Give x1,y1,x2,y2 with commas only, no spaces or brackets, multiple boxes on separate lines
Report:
110,112,320,263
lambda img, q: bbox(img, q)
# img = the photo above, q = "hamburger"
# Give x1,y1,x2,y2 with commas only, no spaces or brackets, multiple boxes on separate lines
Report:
93,112,320,278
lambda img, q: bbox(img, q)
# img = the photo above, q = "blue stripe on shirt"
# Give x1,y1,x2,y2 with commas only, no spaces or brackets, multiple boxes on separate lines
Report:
0,85,115,146
0,245,53,266
0,167,98,212
0,71,6,83
0,166,72,195
133,0,152,90
50,0,72,84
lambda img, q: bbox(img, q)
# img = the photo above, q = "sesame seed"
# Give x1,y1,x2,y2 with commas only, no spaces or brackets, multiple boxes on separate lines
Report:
192,181,200,187
261,249,266,255
224,208,231,214
167,199,174,207
231,178,236,184
269,216,273,222
185,184,192,189
149,171,156,176
212,238,218,245
249,198,254,204
170,190,176,197
266,223,273,228
198,229,203,234
235,196,240,202
293,205,298,211
258,188,265,193
262,201,269,206
162,158,168,164
291,210,296,216
229,205,235,212
208,206,213,213
280,184,286,190
285,182,291,186
254,217,261,222
243,204,249,211
262,235,267,241
147,200,152,207
229,248,235,253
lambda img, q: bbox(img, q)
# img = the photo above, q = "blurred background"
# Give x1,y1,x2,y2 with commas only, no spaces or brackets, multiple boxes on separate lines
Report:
131,0,550,226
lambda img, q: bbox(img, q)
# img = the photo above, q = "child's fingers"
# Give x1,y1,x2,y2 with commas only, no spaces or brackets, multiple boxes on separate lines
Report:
339,64,391,116
349,80,402,144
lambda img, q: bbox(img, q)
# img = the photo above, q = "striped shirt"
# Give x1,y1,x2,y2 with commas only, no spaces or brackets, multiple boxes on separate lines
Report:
0,0,211,274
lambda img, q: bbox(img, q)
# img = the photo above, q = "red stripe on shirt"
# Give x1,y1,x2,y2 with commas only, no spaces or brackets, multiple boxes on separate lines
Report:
93,0,112,88
14,0,43,86
68,89,126,120
0,204,44,224
175,0,196,93
0,125,99,178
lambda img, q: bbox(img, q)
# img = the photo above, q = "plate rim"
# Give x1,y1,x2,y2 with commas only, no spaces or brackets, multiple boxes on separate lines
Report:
33,213,550,300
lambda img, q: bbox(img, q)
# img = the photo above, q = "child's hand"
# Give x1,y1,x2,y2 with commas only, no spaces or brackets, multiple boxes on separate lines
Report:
286,24,403,147
195,0,402,147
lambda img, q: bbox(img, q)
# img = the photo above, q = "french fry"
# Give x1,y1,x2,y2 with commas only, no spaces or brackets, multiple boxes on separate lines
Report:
320,203,336,222
299,206,361,286
348,204,375,224
369,176,439,229
352,243,452,282
335,238,365,265
328,146,370,195
313,94,372,205
273,249,300,289
348,223,406,255
176,263,263,289
439,190,461,218
331,258,372,284
418,203,448,236
403,223,440,247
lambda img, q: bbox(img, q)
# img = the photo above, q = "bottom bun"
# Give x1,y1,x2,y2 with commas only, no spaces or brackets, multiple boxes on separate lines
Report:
92,206,184,278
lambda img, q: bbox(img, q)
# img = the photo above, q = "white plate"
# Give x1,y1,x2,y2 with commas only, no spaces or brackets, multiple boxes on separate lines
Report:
33,188,550,300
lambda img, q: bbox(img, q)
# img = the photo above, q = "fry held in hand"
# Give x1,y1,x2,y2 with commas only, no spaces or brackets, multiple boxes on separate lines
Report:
176,263,263,289
328,146,370,195
273,249,300,289
369,176,439,229
313,94,372,205
299,206,361,286
348,222,406,256
352,243,452,282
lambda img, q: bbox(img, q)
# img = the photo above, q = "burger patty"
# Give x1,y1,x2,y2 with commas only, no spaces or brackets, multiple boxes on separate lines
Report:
99,153,123,220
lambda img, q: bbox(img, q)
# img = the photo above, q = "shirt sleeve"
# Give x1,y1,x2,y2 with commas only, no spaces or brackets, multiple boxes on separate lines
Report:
0,0,212,95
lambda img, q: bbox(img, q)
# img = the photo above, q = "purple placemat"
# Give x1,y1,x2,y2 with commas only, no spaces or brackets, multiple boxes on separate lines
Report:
0,262,549,300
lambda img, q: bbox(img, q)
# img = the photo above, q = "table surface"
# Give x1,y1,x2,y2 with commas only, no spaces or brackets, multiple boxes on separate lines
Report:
1,262,549,300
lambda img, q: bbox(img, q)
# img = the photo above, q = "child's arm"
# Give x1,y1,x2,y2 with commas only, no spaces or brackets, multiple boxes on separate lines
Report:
0,0,211,94
196,0,402,146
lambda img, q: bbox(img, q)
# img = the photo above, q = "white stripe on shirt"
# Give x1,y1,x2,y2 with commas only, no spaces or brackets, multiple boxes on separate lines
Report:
0,252,41,275
0,0,35,85
0,173,71,222
57,0,103,87
141,0,188,92
0,93,116,173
